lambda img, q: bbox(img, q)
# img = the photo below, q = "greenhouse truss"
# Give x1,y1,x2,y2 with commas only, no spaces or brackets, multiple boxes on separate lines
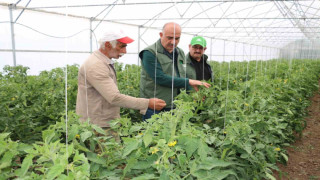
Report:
1,0,320,180
0,0,320,71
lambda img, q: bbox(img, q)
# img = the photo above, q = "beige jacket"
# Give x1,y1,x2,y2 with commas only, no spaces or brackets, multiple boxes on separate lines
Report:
76,50,149,127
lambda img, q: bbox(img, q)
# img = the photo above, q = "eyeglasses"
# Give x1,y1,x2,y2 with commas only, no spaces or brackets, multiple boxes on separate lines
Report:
192,45,204,50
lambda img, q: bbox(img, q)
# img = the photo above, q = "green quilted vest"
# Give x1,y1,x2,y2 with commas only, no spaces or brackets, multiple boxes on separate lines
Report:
139,40,187,108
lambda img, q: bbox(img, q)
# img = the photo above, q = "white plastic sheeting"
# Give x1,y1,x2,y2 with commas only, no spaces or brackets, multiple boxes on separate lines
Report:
0,0,319,74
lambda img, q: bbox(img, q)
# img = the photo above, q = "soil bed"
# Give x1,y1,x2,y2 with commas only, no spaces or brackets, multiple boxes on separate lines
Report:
274,80,320,180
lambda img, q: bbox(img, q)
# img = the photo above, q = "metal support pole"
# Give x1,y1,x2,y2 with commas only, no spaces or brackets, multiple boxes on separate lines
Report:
9,4,16,66
90,17,93,53
269,47,271,60
210,38,213,61
137,26,141,66
210,38,213,81
308,40,312,60
310,40,314,60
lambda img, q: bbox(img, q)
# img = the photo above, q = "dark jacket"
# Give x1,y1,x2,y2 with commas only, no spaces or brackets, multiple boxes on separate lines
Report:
185,53,213,81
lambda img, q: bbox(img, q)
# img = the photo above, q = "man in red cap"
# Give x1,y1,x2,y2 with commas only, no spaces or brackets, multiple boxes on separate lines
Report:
76,29,166,133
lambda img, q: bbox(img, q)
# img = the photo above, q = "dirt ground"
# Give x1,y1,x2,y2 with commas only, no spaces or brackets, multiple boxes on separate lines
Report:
273,80,320,180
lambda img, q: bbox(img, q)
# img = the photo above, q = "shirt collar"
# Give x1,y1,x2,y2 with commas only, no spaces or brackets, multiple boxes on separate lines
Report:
94,50,114,64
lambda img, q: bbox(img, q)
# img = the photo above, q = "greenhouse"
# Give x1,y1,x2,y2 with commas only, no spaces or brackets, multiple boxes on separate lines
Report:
1,0,320,179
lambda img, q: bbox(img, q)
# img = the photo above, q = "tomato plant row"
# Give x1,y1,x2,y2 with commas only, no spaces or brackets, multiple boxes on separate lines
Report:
0,59,319,179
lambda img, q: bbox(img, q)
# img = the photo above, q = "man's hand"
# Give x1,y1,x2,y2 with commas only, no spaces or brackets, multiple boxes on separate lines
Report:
189,79,211,91
148,98,166,111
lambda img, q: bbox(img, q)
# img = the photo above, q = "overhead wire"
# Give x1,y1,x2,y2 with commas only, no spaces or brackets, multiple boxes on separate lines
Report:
14,0,32,23
92,0,118,31
1,21,99,51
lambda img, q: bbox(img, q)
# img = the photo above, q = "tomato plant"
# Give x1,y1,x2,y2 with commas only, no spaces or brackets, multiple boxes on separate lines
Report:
1,59,319,179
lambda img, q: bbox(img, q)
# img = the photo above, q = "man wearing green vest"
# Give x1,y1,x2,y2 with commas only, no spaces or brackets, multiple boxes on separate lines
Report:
185,36,213,81
139,22,211,120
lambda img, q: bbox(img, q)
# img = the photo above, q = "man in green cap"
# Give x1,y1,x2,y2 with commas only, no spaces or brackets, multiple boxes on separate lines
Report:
139,23,211,121
185,36,213,81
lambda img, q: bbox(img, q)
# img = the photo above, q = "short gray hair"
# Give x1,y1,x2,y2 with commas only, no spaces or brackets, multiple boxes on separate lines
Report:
99,40,118,50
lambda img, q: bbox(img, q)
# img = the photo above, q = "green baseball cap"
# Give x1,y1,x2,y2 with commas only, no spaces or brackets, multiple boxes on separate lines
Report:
190,36,206,47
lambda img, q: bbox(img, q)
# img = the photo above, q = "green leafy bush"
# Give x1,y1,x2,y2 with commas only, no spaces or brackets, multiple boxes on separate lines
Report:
0,59,319,179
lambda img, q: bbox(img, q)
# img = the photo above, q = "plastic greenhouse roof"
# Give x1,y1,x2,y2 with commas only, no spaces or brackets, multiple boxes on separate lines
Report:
1,0,319,49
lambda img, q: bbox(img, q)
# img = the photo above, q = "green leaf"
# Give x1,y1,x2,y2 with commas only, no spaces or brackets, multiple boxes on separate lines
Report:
86,152,105,165
46,164,65,180
240,153,249,159
42,129,56,143
178,154,187,169
122,138,139,158
143,130,153,148
178,136,199,159
17,143,33,153
80,131,93,142
244,142,252,154
266,147,276,163
132,173,156,180
0,141,8,157
161,124,171,142
129,125,142,134
0,133,10,141
74,142,90,152
197,141,209,161
75,163,90,178
132,155,157,170
68,125,80,141
286,108,293,115
99,170,119,179
197,157,235,170
280,152,288,162
91,125,106,136
221,148,229,160
0,151,15,170
186,141,199,158
66,143,74,158
192,169,237,180
255,143,265,149
16,154,34,177
73,151,87,162
203,124,210,130
156,139,166,147
131,161,151,170
159,170,170,180
123,157,137,177
56,172,75,180
265,172,276,180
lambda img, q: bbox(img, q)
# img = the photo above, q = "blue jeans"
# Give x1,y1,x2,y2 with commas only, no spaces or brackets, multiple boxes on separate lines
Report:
143,108,172,121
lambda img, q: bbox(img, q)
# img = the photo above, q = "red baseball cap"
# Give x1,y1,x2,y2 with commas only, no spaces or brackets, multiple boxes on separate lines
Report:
117,36,134,44
99,28,134,44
